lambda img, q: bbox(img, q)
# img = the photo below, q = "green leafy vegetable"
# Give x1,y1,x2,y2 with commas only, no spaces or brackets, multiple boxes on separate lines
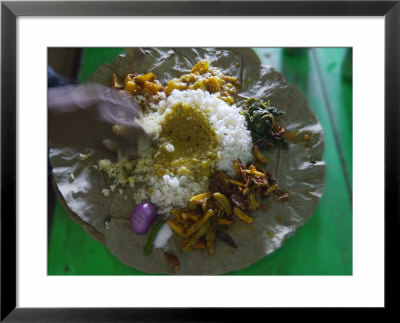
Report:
241,98,288,150
144,221,164,256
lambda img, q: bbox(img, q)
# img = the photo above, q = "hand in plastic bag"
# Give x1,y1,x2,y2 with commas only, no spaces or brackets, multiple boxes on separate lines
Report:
48,84,150,159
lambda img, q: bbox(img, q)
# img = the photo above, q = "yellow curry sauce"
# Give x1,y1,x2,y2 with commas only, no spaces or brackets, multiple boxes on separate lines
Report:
154,103,218,178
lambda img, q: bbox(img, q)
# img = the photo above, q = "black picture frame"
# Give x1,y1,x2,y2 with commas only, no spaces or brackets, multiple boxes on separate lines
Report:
1,1,398,321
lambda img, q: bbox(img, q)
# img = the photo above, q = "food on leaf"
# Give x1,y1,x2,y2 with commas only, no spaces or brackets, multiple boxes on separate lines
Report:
49,48,325,275
241,98,289,150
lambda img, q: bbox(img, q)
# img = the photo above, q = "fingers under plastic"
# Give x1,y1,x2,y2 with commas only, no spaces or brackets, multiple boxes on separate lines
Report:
103,136,147,159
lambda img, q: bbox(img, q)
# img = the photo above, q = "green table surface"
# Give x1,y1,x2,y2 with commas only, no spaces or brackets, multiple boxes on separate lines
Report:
48,48,352,275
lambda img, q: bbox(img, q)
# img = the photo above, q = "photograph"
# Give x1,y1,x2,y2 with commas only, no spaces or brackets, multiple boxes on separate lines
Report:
2,0,396,317
47,47,352,275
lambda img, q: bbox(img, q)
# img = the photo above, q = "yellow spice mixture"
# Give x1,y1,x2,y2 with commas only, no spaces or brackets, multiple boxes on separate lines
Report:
165,60,240,105
154,103,218,178
113,59,240,109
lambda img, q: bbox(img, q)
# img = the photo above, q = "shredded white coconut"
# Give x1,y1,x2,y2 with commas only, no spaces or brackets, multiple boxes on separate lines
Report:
153,222,174,248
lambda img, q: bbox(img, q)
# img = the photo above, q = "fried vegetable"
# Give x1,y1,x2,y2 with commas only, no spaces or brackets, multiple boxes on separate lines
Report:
124,80,137,94
119,72,164,107
232,159,248,183
171,209,193,225
247,192,261,211
217,218,233,225
276,192,290,203
191,59,210,74
123,73,135,85
183,221,210,251
171,209,183,218
229,179,244,186
252,145,269,164
250,174,269,189
186,209,214,236
144,221,164,256
111,72,123,89
230,194,246,210
163,252,179,269
263,184,279,196
242,98,277,138
135,72,156,84
193,240,207,249
232,160,243,179
189,192,213,204
205,221,216,255
181,238,207,250
233,207,254,224
213,192,232,216
165,79,187,95
167,220,188,238
166,160,288,255
214,171,232,193
144,80,163,94
207,76,221,92
181,211,200,222
165,60,239,104
241,98,288,149
189,192,213,211
244,165,265,177
216,229,237,249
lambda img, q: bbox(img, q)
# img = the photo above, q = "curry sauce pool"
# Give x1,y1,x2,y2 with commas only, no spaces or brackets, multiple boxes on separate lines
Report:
155,103,218,178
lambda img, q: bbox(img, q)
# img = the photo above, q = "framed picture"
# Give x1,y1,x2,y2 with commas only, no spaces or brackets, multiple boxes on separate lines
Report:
1,0,397,320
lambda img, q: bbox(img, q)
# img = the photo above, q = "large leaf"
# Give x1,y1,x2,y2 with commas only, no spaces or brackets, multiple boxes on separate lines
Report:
49,48,325,274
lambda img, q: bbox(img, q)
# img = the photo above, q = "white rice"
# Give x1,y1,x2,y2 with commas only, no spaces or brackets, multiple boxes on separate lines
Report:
165,143,175,152
133,89,253,215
